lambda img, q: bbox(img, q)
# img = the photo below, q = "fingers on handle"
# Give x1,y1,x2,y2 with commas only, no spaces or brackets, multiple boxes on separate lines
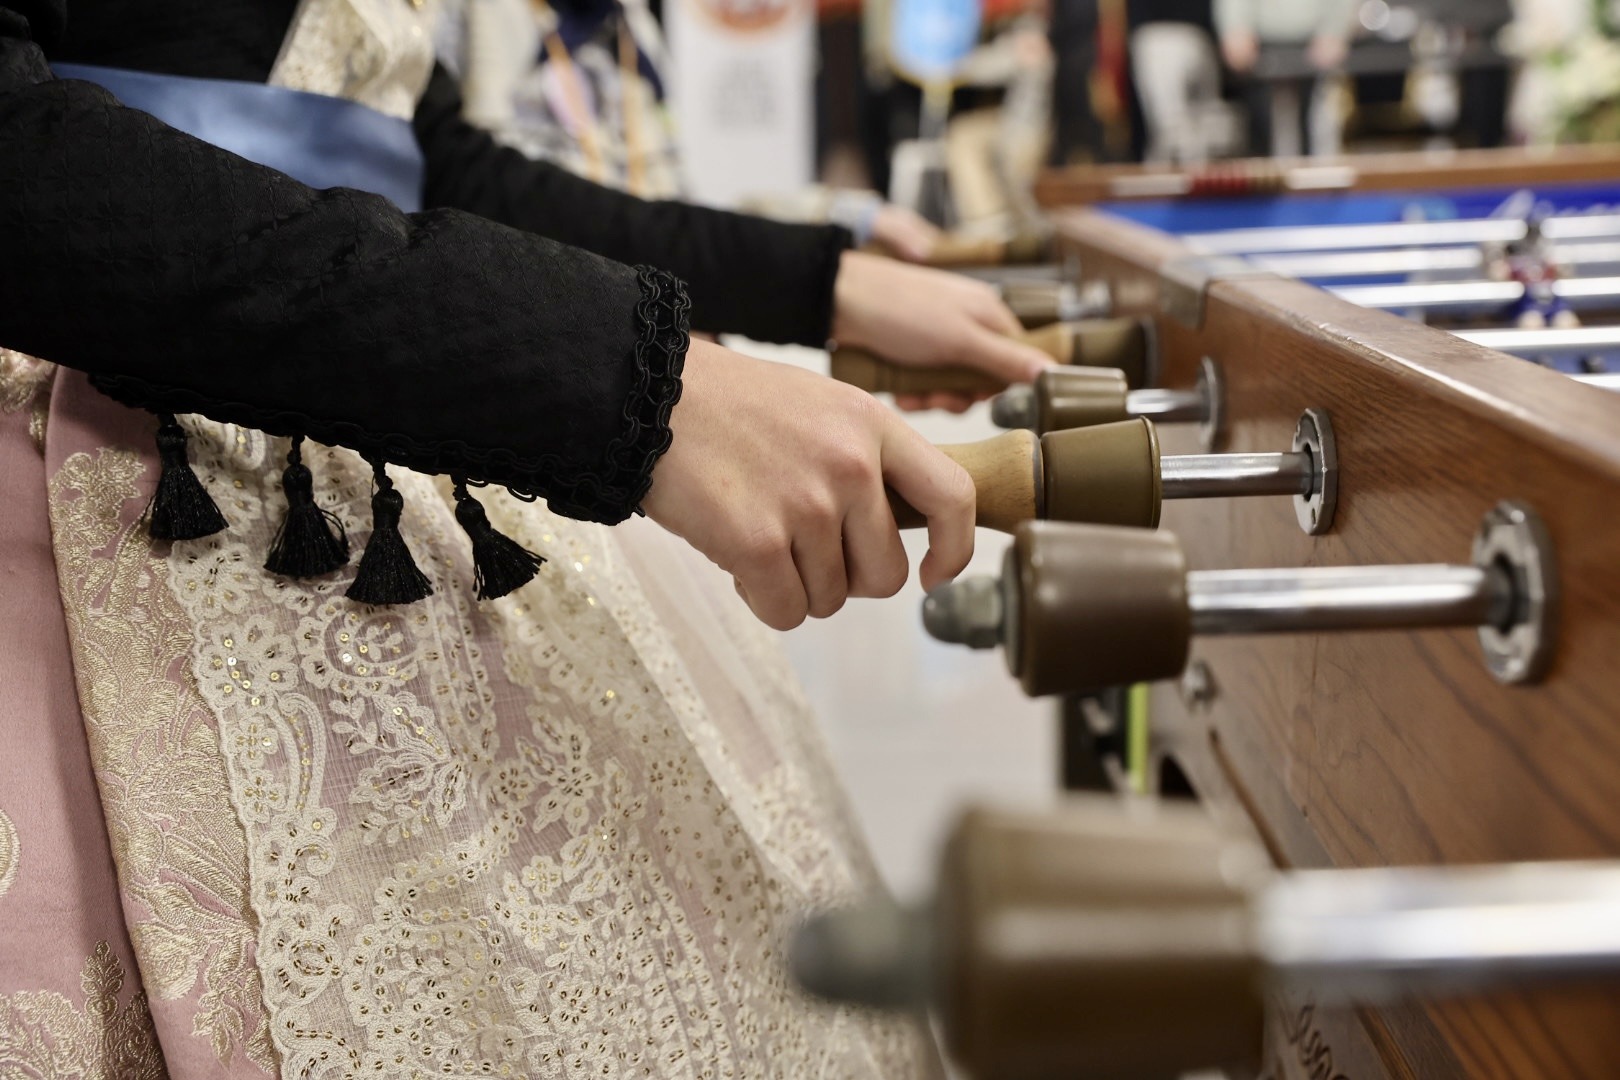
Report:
879,422,975,591
793,530,851,619
964,326,1056,385
734,545,811,630
843,495,910,600
973,289,1026,338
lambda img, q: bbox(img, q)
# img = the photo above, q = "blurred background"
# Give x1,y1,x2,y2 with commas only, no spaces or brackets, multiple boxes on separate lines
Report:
447,0,1620,899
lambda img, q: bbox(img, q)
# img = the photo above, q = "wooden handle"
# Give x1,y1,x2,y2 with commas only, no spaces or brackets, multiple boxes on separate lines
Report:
869,231,1050,268
888,430,1041,534
888,420,1164,535
831,324,1074,397
830,318,1148,397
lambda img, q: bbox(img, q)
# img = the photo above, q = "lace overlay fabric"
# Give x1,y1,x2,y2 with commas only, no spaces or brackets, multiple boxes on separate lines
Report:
270,0,440,121
45,404,929,1078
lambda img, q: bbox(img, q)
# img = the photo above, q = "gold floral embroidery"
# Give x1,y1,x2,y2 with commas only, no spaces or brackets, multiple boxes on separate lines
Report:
0,807,17,901
159,418,933,1078
0,348,54,425
49,446,276,1073
0,941,168,1079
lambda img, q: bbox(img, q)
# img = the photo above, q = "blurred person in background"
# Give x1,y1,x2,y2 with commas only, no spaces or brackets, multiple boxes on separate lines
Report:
1215,0,1356,154
1047,0,1106,164
443,0,944,258
1128,0,1222,162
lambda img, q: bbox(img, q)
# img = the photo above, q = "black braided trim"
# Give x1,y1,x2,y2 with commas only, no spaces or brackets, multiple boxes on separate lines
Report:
612,266,689,514
88,266,691,526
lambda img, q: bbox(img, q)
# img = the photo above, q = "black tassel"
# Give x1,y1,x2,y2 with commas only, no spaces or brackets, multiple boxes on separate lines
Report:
345,461,432,605
265,436,349,578
148,413,229,541
453,479,545,600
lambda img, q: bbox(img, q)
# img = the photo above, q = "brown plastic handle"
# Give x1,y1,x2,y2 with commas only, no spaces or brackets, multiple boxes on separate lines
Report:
938,800,1266,1080
830,318,1148,398
886,419,1163,535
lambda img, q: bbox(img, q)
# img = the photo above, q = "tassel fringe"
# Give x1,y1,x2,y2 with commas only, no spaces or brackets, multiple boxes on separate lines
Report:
346,460,433,605
147,413,229,541
453,480,545,600
265,436,350,578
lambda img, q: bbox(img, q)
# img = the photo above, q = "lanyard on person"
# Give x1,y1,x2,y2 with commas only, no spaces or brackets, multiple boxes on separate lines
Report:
529,0,648,196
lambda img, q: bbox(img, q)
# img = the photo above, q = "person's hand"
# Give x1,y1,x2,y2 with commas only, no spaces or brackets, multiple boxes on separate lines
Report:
1221,30,1259,73
1307,33,1347,70
868,204,944,263
832,250,1054,412
642,338,976,630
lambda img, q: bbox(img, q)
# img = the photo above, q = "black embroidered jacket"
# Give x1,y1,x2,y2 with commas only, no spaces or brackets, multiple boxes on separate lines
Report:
0,0,850,532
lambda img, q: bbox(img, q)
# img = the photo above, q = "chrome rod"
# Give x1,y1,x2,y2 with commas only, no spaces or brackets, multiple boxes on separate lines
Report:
1331,279,1526,311
1161,452,1312,499
1185,218,1529,255
1549,240,1620,269
1248,247,1485,279
1186,563,1513,635
1456,325,1620,356
1260,861,1620,1002
1210,242,1620,283
1125,388,1205,423
1552,276,1620,302
1333,277,1620,312
1540,213,1620,240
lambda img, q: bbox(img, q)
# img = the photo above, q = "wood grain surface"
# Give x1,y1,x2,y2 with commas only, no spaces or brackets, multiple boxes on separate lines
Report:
1053,204,1620,1080
1035,145,1620,207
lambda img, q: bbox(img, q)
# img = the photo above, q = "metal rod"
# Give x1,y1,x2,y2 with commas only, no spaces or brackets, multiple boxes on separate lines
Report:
1185,218,1530,256
1125,388,1206,423
1245,243,1620,282
1259,861,1620,1003
1330,279,1527,311
1186,563,1513,635
1574,372,1620,391
1540,213,1620,241
1331,276,1620,313
1185,213,1620,257
1456,325,1620,357
1160,452,1311,500
1247,247,1485,279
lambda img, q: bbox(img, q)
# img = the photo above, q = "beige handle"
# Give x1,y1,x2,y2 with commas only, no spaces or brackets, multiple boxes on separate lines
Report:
831,318,1148,398
886,420,1163,535
888,431,1042,533
868,231,1051,268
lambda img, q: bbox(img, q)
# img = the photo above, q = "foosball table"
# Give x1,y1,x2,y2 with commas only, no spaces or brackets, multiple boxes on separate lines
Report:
809,151,1620,1079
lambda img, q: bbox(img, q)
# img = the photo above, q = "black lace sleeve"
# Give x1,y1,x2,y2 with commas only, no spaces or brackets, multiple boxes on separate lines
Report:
0,5,684,526
413,65,851,347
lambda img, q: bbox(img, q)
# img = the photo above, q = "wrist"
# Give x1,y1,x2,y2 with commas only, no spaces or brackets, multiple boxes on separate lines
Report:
831,249,875,350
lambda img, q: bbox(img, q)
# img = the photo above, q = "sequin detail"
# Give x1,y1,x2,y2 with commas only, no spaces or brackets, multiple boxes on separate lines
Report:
161,417,934,1078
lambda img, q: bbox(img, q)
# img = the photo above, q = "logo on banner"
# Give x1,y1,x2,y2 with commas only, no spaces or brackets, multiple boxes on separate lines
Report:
890,0,981,84
691,0,795,32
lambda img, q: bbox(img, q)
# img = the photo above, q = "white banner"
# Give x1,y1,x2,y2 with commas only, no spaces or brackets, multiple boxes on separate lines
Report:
666,0,815,207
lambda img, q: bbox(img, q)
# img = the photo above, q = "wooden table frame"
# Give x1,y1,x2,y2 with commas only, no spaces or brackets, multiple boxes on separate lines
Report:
1034,146,1620,207
1053,204,1620,1079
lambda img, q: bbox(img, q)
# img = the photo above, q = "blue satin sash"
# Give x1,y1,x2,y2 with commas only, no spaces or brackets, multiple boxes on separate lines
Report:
52,63,425,212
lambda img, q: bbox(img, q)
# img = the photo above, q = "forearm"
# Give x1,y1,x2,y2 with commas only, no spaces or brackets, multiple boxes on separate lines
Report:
0,31,682,523
414,66,849,346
